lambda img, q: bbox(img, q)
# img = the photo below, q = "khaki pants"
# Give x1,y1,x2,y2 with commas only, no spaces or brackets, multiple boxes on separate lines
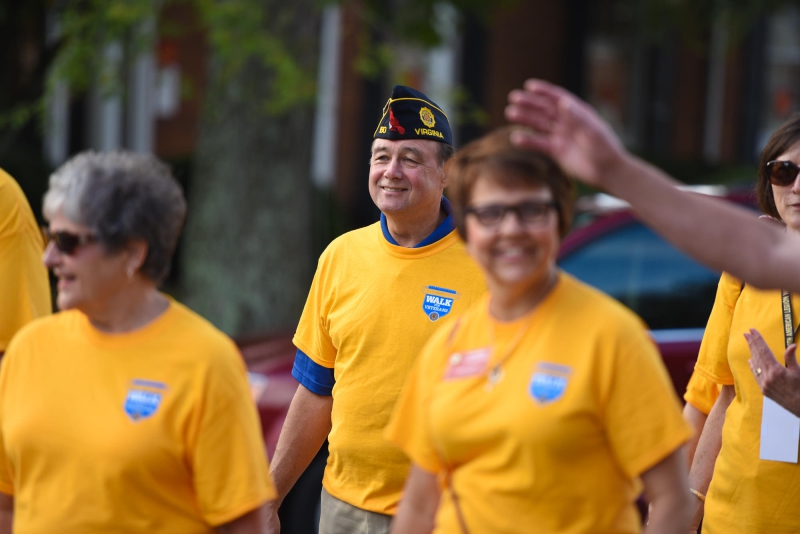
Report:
319,487,393,534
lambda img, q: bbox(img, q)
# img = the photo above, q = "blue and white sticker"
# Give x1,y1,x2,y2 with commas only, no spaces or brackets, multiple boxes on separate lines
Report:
124,380,166,421
422,285,458,321
529,363,572,404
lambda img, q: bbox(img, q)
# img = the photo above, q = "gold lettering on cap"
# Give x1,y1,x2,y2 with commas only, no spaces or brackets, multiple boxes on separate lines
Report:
414,128,444,139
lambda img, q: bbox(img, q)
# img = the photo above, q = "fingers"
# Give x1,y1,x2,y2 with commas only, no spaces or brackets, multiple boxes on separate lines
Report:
786,343,798,370
745,329,774,387
505,83,561,154
522,78,577,103
745,329,790,397
748,357,765,389
505,90,558,132
508,129,554,154
745,329,772,363
504,104,553,134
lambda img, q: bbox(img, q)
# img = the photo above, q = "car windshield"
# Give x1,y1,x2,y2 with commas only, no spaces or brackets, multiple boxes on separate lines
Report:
559,222,720,330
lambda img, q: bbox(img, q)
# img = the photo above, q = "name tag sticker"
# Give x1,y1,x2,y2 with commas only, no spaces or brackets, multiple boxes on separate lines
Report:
760,396,800,463
444,348,490,380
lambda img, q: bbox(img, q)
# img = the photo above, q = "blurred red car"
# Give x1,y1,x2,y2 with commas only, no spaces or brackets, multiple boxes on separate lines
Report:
558,186,757,395
237,332,298,457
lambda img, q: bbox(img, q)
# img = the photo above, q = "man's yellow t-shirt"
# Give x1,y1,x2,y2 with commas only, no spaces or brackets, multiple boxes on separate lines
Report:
0,169,51,351
696,272,800,533
293,222,485,515
386,273,691,533
0,300,275,533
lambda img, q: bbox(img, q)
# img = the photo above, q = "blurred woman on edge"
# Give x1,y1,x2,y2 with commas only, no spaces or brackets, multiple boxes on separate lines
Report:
0,152,274,533
385,127,692,534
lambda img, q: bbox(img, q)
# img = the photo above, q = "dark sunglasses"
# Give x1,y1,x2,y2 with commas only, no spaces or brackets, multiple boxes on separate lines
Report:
45,228,97,255
465,201,558,227
766,160,800,187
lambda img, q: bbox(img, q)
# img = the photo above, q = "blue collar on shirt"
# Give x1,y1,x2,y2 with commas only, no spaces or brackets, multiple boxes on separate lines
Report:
380,197,455,248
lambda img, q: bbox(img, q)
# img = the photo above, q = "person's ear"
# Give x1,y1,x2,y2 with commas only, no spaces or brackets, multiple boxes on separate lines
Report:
439,166,448,189
126,240,149,277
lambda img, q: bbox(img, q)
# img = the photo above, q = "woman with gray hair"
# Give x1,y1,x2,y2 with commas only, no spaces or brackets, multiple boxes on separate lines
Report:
0,151,275,534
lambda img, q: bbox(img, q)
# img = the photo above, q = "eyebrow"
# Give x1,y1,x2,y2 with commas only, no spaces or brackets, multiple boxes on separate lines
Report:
400,147,424,159
371,145,425,159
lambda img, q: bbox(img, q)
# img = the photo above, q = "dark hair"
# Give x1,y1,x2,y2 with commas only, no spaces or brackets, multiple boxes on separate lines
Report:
757,113,800,220
43,151,187,284
446,126,574,239
436,142,455,168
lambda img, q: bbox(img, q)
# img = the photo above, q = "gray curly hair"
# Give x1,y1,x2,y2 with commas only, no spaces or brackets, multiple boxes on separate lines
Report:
43,151,187,284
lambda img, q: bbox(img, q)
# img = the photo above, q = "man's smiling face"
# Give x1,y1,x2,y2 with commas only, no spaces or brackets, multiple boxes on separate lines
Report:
368,138,446,219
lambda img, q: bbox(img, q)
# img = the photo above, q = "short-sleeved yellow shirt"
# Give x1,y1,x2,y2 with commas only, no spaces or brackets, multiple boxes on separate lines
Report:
684,371,720,415
293,222,485,515
386,273,691,534
695,272,800,533
0,169,51,351
0,300,275,533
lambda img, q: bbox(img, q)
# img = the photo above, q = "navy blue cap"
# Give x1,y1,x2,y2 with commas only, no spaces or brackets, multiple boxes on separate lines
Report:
373,85,453,146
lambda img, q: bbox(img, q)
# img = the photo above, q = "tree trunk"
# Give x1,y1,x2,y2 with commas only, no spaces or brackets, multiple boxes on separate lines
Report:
180,2,319,336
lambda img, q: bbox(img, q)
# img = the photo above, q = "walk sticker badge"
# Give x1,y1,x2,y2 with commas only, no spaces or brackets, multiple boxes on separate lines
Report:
529,362,572,405
422,285,458,321
124,379,166,422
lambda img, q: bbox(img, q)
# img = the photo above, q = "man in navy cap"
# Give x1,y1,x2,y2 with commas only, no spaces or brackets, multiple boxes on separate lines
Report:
265,86,485,533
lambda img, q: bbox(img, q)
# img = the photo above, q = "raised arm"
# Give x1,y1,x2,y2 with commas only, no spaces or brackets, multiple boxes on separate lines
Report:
505,79,800,292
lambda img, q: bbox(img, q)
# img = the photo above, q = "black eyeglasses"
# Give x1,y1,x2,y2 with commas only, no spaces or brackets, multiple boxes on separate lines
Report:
766,160,800,187
465,201,558,227
45,229,97,255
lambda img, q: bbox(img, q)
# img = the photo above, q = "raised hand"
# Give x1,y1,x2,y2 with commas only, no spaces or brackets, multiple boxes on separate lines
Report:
505,79,628,188
745,328,800,417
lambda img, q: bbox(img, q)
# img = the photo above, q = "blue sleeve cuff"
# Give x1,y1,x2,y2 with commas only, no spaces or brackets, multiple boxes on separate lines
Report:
292,349,335,396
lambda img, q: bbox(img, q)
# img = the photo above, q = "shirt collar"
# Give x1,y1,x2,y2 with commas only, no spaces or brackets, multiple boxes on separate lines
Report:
380,197,455,248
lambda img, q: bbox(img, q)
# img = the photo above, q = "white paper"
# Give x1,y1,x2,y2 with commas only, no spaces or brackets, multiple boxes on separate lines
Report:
760,396,800,463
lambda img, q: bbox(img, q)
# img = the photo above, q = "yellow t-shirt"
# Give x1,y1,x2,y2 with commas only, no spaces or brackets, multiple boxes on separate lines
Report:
0,169,51,351
683,371,720,415
695,272,800,533
0,300,275,533
293,222,485,515
386,273,691,534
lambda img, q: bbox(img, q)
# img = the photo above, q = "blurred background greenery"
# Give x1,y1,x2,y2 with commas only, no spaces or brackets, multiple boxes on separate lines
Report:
1,0,796,335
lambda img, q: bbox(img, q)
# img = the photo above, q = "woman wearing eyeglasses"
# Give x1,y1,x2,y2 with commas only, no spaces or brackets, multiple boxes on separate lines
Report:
0,152,275,533
385,127,692,534
685,116,800,534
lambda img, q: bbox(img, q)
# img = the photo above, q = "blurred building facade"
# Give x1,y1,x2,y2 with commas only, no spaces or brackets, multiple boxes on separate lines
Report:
18,1,800,228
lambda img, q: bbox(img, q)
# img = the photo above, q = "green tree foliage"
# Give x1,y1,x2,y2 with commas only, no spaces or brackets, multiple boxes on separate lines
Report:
6,0,800,131
51,0,158,96
35,0,516,117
